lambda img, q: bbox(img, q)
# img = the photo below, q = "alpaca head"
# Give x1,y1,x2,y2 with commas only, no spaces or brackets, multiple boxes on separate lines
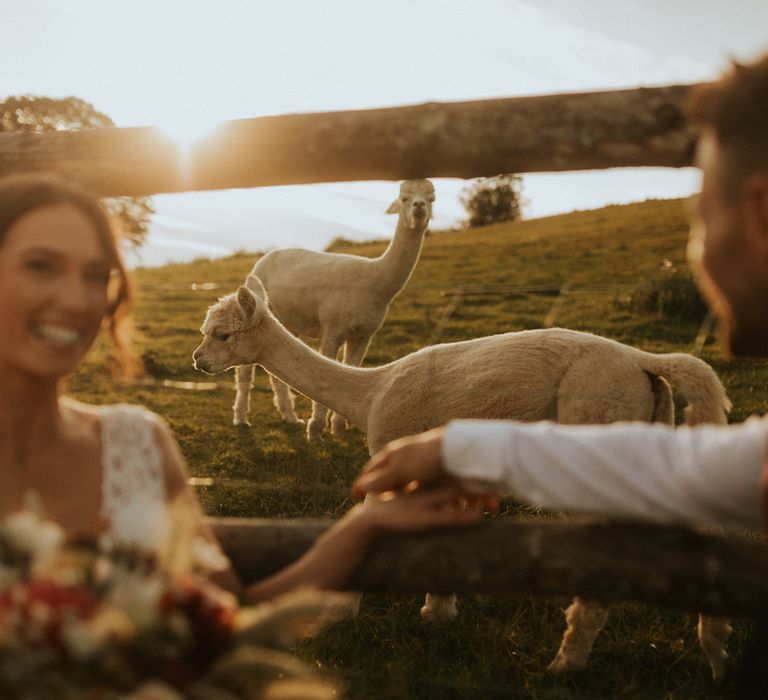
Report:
192,284,270,374
385,179,435,230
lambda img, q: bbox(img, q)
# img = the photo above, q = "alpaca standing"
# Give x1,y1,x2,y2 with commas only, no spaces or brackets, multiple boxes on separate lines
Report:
193,284,732,681
234,179,435,441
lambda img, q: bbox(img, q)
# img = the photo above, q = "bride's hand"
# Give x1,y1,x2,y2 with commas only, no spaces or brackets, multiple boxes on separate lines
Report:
245,483,483,602
347,483,483,537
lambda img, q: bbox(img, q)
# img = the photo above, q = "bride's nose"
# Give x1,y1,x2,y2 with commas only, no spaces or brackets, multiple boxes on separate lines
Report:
57,272,102,314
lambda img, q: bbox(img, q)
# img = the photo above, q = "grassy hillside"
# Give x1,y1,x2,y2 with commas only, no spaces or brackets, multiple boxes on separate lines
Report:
70,198,768,698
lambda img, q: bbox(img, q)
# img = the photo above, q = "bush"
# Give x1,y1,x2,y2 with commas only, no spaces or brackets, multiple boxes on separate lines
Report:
460,174,524,228
0,95,153,247
620,273,709,321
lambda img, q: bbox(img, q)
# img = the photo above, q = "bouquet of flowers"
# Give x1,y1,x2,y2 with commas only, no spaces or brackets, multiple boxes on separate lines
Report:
0,506,354,699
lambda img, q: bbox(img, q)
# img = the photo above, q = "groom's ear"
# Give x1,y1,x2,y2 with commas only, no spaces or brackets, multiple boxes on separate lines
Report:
743,172,768,260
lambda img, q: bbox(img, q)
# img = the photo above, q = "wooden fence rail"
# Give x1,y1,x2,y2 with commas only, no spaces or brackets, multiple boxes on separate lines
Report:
0,84,697,197
209,517,768,617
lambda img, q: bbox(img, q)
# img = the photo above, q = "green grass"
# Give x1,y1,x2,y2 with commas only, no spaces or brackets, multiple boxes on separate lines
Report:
69,198,768,698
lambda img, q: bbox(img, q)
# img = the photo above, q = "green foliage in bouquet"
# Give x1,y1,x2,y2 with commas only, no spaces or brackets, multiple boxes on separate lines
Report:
0,507,354,699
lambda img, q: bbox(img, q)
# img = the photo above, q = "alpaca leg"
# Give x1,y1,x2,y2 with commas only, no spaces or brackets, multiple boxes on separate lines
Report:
307,331,344,442
331,334,373,434
420,593,458,622
698,614,732,683
548,598,609,674
548,367,647,674
233,364,255,426
696,522,731,682
268,374,303,424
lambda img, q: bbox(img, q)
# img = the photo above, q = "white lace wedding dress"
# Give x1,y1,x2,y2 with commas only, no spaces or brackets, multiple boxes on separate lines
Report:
97,403,171,552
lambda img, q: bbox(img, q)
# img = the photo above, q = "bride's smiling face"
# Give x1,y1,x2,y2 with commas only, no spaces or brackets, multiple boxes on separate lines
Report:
0,203,113,381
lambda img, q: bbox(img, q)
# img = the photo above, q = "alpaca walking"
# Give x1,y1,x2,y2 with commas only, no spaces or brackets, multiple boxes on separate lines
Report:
193,283,732,680
234,179,435,441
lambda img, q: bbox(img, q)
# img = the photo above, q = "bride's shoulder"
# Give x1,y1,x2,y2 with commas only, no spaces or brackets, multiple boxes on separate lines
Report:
60,397,183,492
60,398,170,451
60,396,163,425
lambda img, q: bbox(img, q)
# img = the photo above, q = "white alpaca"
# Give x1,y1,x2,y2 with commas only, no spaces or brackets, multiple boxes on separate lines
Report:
193,285,732,681
234,179,435,441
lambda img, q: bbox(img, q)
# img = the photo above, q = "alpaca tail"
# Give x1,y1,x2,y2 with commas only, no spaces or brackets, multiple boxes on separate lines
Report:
637,352,731,426
646,373,674,424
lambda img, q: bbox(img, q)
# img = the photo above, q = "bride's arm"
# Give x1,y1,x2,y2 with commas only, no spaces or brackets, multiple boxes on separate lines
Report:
243,485,482,603
152,420,245,595
152,420,482,602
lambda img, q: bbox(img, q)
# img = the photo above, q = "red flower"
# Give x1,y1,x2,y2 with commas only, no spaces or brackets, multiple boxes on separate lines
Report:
0,579,100,652
161,575,236,664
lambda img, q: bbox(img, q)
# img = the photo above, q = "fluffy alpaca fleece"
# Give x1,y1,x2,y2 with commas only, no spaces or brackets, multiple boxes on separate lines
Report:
193,284,732,681
234,179,435,441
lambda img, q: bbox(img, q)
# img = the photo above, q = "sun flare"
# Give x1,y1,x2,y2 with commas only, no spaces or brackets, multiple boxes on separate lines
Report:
156,117,221,151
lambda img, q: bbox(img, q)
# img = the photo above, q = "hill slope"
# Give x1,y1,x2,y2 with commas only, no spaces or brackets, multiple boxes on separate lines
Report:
69,198,768,699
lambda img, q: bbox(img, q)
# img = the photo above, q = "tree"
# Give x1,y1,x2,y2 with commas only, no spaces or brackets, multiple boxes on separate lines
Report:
0,96,153,247
460,174,524,228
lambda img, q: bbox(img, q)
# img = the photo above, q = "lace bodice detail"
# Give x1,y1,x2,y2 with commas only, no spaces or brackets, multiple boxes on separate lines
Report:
99,404,169,551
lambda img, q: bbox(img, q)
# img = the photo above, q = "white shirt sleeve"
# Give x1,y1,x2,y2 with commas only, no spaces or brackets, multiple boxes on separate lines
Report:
441,417,768,531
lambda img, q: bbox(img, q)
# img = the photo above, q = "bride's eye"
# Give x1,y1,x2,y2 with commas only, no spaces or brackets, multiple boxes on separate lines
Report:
85,270,112,285
25,258,55,274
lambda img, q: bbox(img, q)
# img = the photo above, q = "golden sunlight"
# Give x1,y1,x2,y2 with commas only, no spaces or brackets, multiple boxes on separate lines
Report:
156,116,222,151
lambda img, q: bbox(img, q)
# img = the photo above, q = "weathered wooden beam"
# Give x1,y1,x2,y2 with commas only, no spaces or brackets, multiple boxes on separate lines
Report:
0,84,698,198
209,516,768,617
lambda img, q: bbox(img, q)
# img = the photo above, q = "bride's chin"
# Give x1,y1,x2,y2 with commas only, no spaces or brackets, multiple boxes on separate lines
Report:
21,352,87,380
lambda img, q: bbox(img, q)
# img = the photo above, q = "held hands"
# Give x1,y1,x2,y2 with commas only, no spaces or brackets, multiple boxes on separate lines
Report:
281,427,498,595
352,427,453,499
350,427,498,534
348,484,484,537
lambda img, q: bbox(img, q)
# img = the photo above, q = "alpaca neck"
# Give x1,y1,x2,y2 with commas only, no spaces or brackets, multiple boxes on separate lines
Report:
371,218,426,297
255,317,377,430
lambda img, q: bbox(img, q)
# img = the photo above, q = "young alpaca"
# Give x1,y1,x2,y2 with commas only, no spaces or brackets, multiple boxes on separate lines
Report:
193,284,732,682
234,179,435,441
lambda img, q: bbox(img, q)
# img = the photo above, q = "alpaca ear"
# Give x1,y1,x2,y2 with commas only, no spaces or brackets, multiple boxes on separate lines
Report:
237,286,258,321
385,198,401,215
246,274,267,301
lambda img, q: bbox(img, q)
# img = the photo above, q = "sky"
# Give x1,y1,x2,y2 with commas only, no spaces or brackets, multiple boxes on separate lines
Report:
4,0,768,266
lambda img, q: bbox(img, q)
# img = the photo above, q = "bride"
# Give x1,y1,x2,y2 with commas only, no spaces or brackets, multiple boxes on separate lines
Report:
0,172,482,601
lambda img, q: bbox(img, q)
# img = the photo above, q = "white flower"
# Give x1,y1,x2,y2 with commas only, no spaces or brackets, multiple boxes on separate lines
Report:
3,511,65,562
190,537,229,573
106,573,165,629
109,498,169,553
61,616,98,659
87,608,136,646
